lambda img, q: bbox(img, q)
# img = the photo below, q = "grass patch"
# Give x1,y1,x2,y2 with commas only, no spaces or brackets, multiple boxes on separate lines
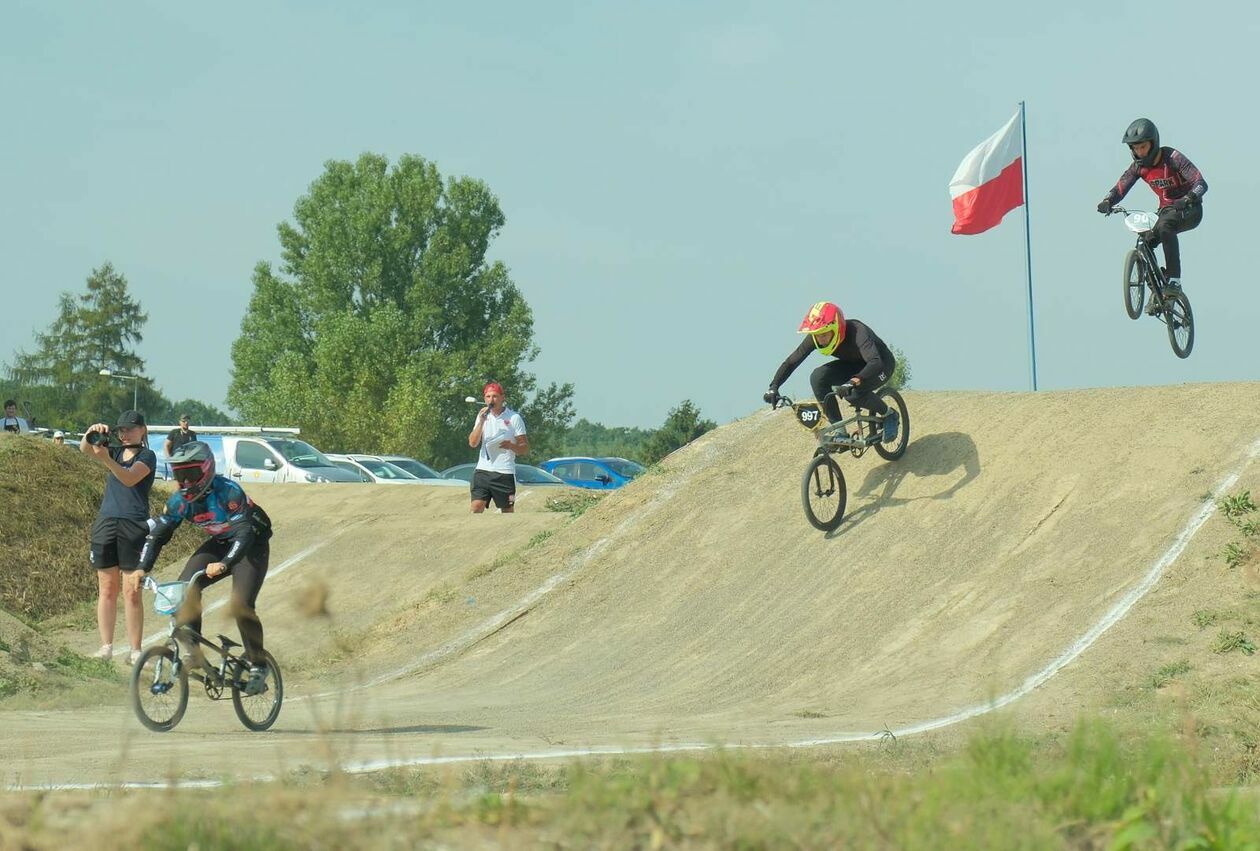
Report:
49,646,118,680
545,490,602,518
1148,659,1191,689
0,434,201,623
1193,609,1219,630
1222,541,1249,569
1211,630,1257,656
8,719,1260,848
1219,490,1258,518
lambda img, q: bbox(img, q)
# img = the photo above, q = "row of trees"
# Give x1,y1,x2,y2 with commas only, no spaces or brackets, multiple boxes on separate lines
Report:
7,152,915,467
1,263,233,430
3,153,725,466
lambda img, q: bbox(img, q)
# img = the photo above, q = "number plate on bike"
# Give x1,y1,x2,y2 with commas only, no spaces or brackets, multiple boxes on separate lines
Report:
793,403,825,431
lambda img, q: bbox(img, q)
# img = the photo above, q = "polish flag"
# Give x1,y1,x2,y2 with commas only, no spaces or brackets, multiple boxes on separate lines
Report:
949,112,1024,235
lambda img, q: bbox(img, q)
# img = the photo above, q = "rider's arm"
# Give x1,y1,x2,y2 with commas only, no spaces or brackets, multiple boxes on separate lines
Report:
1102,163,1140,207
768,338,814,393
850,324,888,385
1168,149,1208,202
219,482,261,570
137,495,185,572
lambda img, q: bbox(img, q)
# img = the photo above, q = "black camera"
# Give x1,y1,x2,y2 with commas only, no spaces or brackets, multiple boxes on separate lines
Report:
85,430,111,446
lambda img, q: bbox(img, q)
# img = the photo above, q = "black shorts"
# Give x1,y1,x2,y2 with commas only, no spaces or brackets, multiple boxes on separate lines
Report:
89,516,149,571
471,470,516,510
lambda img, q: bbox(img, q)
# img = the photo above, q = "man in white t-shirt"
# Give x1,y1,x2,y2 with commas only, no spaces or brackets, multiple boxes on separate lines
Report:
2,400,30,434
467,381,528,513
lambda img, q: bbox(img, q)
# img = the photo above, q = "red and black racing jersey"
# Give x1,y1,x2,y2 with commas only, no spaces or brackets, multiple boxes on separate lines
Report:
1105,147,1208,210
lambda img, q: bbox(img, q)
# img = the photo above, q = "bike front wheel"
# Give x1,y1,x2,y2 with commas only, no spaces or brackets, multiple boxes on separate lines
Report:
1123,249,1146,320
801,453,847,532
131,645,189,733
1164,291,1194,358
873,388,910,461
231,649,283,732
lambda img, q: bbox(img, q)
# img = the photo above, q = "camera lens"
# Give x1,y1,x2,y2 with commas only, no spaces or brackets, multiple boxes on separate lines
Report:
86,431,109,446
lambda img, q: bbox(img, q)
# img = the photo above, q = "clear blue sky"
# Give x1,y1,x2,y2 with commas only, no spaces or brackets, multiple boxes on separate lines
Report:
3,1,1256,429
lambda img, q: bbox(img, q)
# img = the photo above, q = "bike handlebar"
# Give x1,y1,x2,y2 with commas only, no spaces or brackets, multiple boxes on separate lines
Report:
142,569,207,593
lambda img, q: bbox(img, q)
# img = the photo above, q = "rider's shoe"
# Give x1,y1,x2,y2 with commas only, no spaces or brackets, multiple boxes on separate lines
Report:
882,409,900,443
244,663,269,696
90,644,113,661
1164,277,1182,294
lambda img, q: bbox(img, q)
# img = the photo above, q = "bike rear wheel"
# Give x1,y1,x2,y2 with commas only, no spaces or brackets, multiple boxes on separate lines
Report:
231,649,283,732
873,388,910,461
131,645,189,733
1122,249,1146,320
801,453,847,532
1164,291,1194,359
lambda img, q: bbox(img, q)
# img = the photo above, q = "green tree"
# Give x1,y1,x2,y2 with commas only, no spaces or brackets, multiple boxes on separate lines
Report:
561,418,655,460
888,346,912,391
228,154,573,468
6,263,152,428
641,400,717,465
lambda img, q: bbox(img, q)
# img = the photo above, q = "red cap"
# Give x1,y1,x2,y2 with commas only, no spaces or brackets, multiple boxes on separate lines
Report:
483,381,505,398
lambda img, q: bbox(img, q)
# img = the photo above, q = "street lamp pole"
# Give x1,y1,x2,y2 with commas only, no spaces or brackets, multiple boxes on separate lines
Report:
98,369,141,410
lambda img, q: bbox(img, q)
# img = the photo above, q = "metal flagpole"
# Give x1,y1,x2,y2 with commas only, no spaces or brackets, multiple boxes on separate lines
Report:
1020,101,1038,391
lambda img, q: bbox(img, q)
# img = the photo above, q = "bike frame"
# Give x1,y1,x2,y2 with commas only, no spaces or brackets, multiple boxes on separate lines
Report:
142,570,252,691
1112,206,1173,319
789,391,888,458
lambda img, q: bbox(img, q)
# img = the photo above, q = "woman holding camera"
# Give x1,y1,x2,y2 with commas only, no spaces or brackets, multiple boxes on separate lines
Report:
80,410,156,664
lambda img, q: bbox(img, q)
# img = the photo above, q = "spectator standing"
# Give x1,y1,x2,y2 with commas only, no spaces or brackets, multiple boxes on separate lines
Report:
467,381,528,514
2,400,30,434
81,410,156,664
164,413,197,456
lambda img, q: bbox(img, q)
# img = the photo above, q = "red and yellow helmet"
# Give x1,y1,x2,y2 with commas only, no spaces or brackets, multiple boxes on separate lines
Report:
797,301,846,355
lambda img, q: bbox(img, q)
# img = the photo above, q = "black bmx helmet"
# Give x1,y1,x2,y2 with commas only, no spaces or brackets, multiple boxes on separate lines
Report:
1122,118,1160,167
169,440,215,502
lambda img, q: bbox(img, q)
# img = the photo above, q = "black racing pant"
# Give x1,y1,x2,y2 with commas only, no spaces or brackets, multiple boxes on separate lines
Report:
177,537,269,665
1144,203,1203,279
810,358,895,423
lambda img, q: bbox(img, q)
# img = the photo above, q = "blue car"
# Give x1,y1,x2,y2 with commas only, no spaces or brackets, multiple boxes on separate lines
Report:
539,456,646,490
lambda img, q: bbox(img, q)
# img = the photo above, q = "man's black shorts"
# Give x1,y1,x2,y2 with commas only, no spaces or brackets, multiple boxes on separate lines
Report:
471,470,516,510
89,516,149,571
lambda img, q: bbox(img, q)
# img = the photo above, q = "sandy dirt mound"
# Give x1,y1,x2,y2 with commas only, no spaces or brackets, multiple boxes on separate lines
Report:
4,384,1260,786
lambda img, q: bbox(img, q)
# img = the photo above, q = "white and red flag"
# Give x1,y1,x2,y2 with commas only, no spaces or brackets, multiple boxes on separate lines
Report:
949,111,1024,235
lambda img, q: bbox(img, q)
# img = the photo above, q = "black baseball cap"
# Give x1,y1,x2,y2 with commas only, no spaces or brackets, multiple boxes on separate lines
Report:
116,410,146,428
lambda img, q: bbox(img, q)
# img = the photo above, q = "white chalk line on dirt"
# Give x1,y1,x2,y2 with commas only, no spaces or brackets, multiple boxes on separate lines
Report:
12,425,1253,791
296,429,734,701
140,523,361,648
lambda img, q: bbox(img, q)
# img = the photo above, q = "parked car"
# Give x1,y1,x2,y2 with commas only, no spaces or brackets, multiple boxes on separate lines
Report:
322,453,461,486
376,455,446,480
440,463,568,486
222,435,361,483
538,456,646,490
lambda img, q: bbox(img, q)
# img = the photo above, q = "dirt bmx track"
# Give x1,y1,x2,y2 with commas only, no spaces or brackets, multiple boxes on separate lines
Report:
5,383,1260,788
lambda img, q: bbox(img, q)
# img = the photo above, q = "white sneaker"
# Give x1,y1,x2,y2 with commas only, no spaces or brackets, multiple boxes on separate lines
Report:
128,649,142,665
90,644,113,661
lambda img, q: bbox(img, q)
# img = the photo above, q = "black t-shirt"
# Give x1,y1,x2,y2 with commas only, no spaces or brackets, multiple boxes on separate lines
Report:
98,446,157,521
167,428,197,452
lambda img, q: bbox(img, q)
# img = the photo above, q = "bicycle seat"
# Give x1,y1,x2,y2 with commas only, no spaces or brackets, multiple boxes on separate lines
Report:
217,634,241,649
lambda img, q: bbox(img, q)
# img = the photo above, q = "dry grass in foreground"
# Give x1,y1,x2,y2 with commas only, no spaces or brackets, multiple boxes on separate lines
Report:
1,718,1257,850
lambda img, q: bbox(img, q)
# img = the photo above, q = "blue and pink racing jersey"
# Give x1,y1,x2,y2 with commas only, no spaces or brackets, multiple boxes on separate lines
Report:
1104,147,1208,210
138,475,272,571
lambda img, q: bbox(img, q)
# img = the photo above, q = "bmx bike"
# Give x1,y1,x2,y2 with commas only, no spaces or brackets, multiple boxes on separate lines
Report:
130,569,283,733
1107,206,1194,358
773,385,910,532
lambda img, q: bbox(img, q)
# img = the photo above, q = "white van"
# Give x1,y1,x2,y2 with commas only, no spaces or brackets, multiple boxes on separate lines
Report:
221,435,361,484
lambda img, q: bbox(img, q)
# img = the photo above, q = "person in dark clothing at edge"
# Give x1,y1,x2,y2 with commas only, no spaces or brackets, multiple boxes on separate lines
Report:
1097,118,1207,315
138,440,275,695
763,301,900,443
